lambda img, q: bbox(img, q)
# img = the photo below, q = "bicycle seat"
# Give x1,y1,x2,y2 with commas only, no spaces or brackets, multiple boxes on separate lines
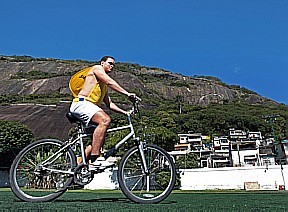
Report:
66,112,97,133
66,112,83,124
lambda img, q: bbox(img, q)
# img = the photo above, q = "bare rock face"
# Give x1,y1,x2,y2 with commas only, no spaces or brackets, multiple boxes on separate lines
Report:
0,103,72,140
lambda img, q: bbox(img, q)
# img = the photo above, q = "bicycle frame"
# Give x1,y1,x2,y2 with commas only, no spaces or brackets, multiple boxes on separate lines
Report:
104,114,135,158
40,103,149,175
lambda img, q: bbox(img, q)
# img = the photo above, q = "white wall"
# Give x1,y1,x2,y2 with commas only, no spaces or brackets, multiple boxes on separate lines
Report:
84,169,118,190
83,165,288,191
180,165,288,190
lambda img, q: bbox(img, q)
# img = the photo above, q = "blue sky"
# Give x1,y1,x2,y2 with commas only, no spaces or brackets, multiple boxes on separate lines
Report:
1,0,287,104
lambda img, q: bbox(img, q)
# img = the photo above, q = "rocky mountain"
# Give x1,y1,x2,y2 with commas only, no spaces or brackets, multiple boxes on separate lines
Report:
0,55,282,139
0,55,278,105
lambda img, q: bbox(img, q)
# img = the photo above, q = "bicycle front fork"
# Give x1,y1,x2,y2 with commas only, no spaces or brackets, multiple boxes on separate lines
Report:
138,141,149,174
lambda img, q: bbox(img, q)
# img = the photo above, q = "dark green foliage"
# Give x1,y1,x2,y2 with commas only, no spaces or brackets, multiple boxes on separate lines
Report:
0,120,34,153
0,93,72,105
105,97,287,154
114,62,142,73
0,55,54,62
172,101,287,140
0,120,34,168
11,70,74,80
228,85,258,94
169,81,190,88
193,75,223,82
175,153,199,169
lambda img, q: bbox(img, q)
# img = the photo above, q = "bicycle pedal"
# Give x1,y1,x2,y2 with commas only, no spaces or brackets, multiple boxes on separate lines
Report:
91,168,105,174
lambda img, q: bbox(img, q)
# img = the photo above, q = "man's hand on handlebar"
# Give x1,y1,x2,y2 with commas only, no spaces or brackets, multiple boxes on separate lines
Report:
125,93,140,116
127,93,141,102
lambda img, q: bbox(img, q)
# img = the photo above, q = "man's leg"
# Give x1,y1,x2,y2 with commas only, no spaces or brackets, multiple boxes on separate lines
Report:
77,145,91,164
85,145,92,159
89,110,111,161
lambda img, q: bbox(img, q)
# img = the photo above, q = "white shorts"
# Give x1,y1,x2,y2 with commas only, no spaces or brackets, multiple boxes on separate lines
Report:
70,100,102,126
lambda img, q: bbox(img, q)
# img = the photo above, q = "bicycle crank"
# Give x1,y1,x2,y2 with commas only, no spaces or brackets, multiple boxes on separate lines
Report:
73,164,94,186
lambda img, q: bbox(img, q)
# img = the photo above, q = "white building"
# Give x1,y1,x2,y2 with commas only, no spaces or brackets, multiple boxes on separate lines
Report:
176,132,203,151
172,132,212,168
282,140,288,163
211,136,231,168
173,129,280,168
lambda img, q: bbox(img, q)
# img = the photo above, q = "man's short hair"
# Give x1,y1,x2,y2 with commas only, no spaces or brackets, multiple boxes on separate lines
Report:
100,56,115,62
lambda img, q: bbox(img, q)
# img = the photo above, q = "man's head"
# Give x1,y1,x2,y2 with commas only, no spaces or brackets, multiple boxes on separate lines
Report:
100,56,115,72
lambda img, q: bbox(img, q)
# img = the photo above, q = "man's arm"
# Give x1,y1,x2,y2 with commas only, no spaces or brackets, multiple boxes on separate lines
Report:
93,66,131,96
103,92,128,115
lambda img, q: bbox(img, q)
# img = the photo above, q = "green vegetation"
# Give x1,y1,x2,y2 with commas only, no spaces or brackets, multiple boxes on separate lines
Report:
228,84,258,95
114,62,142,72
0,55,57,62
0,93,72,105
11,70,74,80
0,120,34,168
169,80,191,87
193,75,223,82
105,96,287,153
176,153,199,169
0,55,95,65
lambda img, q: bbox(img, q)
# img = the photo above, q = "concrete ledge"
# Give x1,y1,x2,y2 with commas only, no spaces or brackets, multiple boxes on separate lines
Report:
179,165,288,190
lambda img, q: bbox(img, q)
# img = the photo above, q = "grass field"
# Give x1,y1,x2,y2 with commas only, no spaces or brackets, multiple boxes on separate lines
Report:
1,188,288,211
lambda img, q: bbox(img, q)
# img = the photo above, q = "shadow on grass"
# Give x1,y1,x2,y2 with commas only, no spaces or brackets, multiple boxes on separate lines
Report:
55,197,130,203
55,197,177,205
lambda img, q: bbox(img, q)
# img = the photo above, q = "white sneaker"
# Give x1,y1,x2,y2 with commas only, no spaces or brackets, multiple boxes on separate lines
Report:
89,157,115,170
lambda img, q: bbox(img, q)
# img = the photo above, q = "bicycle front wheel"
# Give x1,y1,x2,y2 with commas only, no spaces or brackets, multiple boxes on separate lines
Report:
9,139,76,202
118,144,176,204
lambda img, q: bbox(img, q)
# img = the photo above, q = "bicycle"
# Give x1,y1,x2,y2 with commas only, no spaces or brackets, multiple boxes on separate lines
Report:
9,99,176,204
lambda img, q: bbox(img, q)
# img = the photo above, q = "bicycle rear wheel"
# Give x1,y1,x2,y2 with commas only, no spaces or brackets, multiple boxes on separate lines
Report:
9,139,76,202
118,144,176,204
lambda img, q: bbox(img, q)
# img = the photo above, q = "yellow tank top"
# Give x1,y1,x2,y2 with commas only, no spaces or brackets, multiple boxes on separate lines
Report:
69,66,108,106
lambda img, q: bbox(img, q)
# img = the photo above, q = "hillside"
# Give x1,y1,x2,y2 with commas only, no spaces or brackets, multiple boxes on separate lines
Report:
0,55,286,140
0,55,277,106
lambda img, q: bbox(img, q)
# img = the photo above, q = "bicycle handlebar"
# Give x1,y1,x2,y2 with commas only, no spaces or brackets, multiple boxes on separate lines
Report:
128,96,140,117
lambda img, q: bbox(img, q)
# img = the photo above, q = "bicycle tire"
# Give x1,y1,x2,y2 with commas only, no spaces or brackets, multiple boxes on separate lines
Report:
9,139,76,202
118,144,176,204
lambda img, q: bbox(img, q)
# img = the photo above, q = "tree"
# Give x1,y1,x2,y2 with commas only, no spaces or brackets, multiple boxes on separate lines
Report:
156,111,175,128
0,120,34,168
175,153,199,169
152,126,178,151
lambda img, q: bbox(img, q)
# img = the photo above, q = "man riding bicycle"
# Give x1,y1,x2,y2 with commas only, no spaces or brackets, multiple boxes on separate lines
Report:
69,56,139,170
